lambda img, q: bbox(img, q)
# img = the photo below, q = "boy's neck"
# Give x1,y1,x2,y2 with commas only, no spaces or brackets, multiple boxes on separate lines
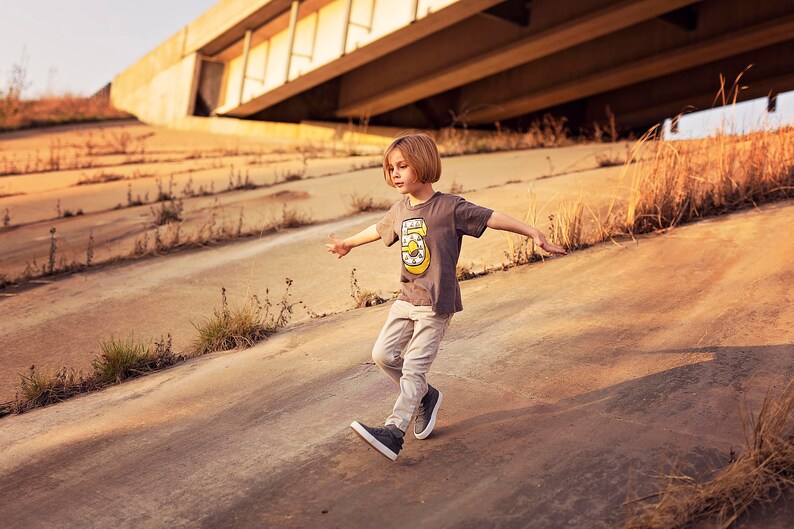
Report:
408,185,436,206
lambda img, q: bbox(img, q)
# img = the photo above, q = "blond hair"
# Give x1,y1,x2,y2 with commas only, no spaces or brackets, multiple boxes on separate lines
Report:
382,132,441,188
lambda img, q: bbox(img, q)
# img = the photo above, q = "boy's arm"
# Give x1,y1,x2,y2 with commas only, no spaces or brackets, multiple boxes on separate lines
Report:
326,224,381,259
486,211,568,255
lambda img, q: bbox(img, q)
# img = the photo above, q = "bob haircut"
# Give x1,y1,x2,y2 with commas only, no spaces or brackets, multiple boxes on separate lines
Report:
382,132,442,187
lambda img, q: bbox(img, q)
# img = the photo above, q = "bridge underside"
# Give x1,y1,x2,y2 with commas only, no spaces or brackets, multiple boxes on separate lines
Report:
222,0,794,135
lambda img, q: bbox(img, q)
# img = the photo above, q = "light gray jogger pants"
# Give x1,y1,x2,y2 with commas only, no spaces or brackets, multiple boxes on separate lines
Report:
372,300,452,432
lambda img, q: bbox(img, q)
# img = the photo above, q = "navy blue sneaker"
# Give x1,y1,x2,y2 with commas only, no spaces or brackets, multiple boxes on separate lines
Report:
351,421,404,461
414,385,443,439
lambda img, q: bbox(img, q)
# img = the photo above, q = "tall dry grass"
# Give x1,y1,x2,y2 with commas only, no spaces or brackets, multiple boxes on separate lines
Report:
561,125,791,256
491,122,794,271
618,126,794,234
438,114,571,156
3,334,179,415
192,281,298,355
0,55,128,131
0,91,129,132
623,382,794,529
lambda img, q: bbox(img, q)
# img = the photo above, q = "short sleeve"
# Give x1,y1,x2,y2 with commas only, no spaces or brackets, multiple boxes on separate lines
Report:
376,201,400,246
454,198,493,238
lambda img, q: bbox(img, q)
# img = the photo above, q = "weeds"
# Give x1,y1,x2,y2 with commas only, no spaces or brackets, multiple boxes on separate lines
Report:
92,337,154,384
548,196,585,252
47,227,57,274
350,268,387,308
623,382,794,529
595,151,626,167
1,334,181,415
277,204,312,229
449,179,465,194
151,199,184,225
76,171,126,186
502,190,544,268
17,365,88,410
192,281,298,355
92,335,178,384
86,230,94,266
620,125,794,234
456,263,481,281
347,193,391,213
61,208,84,218
227,166,257,191
438,114,570,156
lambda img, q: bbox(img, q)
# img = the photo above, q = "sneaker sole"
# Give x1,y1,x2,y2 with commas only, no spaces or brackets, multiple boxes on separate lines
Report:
414,390,443,440
350,421,399,461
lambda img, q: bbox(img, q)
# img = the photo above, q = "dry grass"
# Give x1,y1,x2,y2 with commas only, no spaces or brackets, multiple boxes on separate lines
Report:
502,124,794,266
548,195,586,252
619,126,794,234
75,171,127,186
92,335,178,384
1,334,180,415
438,114,571,156
595,151,626,167
0,55,126,131
16,365,90,410
347,193,391,214
0,200,317,289
277,204,313,230
350,268,387,308
192,282,297,355
0,95,129,132
0,281,301,415
150,199,184,226
623,382,794,529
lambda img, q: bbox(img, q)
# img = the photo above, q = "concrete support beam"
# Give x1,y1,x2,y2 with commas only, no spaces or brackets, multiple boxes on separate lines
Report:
335,0,701,118
221,0,503,117
284,1,301,82
464,14,794,124
238,29,253,105
612,71,794,130
577,39,794,128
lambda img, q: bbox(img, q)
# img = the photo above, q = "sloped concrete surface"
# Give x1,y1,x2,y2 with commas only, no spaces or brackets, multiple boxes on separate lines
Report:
1,201,792,528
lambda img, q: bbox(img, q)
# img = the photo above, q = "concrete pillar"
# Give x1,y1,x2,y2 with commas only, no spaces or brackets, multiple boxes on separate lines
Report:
340,0,353,56
238,29,252,105
285,1,300,82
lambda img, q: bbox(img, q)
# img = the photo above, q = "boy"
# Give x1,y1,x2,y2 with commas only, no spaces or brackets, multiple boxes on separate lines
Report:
326,132,566,461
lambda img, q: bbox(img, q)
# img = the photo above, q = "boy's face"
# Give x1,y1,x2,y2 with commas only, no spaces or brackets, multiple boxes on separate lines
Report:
387,149,421,196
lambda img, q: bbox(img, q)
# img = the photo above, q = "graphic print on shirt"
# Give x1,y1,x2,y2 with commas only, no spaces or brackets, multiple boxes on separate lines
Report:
401,218,430,275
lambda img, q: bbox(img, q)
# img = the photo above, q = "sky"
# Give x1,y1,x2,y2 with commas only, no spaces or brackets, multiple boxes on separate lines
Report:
0,1,218,97
0,1,791,138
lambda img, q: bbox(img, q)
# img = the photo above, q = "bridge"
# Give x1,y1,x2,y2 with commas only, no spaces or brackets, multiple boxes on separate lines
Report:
111,0,794,136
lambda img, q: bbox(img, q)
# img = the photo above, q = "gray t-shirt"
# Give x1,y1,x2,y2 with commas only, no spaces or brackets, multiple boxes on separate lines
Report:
376,192,493,313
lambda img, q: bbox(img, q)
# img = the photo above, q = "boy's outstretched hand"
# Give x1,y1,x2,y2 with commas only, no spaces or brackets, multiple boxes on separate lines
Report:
534,235,568,255
326,234,350,259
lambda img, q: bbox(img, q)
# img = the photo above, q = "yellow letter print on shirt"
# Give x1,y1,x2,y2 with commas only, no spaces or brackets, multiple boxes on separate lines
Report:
401,218,430,275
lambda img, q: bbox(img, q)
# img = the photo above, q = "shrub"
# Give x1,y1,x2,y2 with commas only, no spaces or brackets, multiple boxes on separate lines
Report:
18,365,87,408
151,199,183,225
623,382,794,529
277,204,312,229
347,193,391,213
92,336,153,384
350,268,387,308
193,282,297,355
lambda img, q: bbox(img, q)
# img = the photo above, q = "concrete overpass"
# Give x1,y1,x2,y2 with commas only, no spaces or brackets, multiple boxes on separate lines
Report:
111,0,794,136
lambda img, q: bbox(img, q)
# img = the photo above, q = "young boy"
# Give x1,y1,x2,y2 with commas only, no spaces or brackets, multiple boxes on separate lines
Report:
326,132,567,461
